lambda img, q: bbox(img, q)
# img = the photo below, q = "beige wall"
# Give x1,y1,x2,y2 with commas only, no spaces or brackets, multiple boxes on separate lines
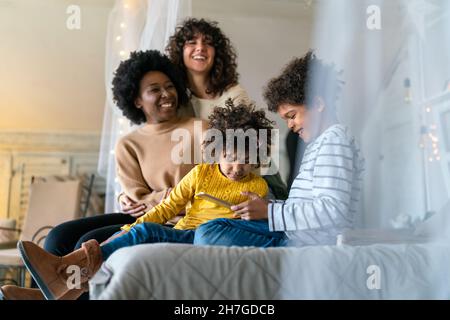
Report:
0,0,114,132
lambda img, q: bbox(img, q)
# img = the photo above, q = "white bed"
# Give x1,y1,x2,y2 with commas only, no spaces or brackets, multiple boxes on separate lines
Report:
89,241,450,300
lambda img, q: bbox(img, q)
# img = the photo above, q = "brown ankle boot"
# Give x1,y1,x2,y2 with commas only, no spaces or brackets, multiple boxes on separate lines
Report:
0,284,88,301
0,286,44,300
18,239,103,300
58,282,89,300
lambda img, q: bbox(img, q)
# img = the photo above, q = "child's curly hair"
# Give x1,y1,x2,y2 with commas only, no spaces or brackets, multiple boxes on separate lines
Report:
263,50,344,112
203,98,275,166
166,18,239,97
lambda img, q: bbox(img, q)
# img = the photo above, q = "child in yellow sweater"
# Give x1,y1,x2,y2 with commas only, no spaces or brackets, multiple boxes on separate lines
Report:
17,99,276,300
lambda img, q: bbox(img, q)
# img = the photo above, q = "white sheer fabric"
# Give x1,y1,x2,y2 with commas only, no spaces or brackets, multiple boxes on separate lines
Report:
310,0,450,240
98,0,192,213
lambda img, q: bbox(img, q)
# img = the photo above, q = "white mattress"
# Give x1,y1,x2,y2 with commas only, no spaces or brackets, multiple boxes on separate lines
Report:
89,242,450,300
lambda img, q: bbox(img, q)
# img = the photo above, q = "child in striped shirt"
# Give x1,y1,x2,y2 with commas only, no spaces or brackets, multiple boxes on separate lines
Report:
194,50,365,247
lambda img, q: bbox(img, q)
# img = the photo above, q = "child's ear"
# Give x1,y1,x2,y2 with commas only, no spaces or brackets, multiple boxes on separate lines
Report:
314,96,325,113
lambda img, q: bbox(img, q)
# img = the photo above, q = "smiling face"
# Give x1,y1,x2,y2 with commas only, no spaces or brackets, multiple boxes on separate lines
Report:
278,103,319,143
182,33,215,77
135,71,178,124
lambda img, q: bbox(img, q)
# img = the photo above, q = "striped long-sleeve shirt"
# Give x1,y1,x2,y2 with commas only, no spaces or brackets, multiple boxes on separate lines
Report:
268,124,365,246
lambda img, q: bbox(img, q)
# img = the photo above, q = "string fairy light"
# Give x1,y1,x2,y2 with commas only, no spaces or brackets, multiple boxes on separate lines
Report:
109,2,134,156
420,103,441,163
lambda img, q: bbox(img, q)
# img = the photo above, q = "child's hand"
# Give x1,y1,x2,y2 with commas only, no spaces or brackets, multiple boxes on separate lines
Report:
231,191,269,220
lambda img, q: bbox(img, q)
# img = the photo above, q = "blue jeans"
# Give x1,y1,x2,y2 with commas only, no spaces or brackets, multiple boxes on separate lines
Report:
194,218,287,247
101,223,195,260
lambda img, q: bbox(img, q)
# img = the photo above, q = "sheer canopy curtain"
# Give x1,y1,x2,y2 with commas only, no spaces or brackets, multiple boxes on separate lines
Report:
98,0,192,213
311,0,450,239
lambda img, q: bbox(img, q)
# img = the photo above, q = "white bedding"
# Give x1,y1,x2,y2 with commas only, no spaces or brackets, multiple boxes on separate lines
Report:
89,242,450,300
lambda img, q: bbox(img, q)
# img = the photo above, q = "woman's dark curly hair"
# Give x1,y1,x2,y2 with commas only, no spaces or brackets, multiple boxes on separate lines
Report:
111,50,189,125
263,50,344,113
166,18,239,97
203,98,275,166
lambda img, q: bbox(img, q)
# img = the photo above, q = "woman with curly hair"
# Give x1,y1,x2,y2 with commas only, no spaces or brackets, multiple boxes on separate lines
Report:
14,100,280,301
0,50,206,300
194,51,365,248
166,17,248,120
167,17,288,200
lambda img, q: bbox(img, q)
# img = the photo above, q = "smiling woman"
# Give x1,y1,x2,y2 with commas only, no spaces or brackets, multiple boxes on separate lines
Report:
112,50,189,125
182,33,216,79
135,71,179,124
166,18,246,119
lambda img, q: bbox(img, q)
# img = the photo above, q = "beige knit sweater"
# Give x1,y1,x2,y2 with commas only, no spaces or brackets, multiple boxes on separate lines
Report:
115,116,207,210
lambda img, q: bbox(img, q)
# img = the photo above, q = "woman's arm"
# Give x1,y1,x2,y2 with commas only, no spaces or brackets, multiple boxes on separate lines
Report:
115,138,172,216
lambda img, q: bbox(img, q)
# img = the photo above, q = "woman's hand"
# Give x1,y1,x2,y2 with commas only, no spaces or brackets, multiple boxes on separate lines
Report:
231,191,269,220
119,194,147,218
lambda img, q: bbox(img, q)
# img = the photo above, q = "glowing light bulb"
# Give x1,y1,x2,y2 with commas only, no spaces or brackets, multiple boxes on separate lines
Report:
119,50,126,57
110,150,115,155
426,107,431,113
120,23,126,29
116,36,121,41
428,157,433,162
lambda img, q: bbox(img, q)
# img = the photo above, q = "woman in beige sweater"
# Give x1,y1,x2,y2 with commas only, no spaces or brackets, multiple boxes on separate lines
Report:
0,50,206,300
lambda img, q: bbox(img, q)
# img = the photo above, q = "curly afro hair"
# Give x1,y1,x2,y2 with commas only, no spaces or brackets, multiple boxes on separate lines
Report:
166,18,239,97
263,50,344,113
111,50,189,125
203,98,275,166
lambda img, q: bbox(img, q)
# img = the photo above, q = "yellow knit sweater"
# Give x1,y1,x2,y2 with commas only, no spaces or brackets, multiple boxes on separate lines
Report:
121,163,268,231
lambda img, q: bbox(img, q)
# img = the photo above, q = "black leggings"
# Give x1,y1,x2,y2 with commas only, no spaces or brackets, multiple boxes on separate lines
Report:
35,213,136,299
43,213,135,255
